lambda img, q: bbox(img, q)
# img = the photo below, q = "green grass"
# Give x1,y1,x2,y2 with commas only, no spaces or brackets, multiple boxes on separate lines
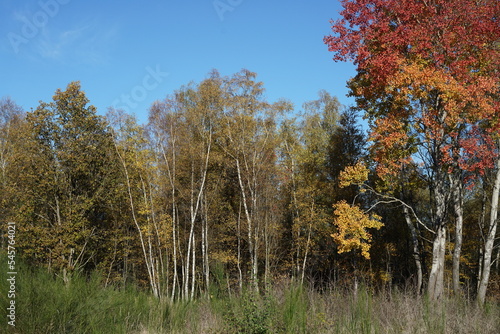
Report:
1,257,499,333
1,259,164,333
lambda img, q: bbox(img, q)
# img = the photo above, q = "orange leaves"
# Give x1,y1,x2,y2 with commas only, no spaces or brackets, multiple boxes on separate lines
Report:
388,59,471,122
331,200,383,259
369,115,414,178
370,116,408,148
327,0,500,180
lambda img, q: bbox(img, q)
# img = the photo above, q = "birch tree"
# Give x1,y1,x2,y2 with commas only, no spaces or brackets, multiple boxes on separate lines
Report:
0,97,24,225
149,73,219,299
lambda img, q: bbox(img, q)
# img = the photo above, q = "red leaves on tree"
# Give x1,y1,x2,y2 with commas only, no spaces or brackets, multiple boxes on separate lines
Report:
460,127,498,175
325,0,500,178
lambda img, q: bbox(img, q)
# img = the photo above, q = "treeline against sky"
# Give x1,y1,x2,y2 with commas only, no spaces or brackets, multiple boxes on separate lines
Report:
1,67,499,303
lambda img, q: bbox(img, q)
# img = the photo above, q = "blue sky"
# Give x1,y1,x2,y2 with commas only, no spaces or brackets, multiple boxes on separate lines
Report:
1,0,356,124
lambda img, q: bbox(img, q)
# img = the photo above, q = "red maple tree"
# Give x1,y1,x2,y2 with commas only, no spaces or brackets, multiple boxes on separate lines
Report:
325,0,500,300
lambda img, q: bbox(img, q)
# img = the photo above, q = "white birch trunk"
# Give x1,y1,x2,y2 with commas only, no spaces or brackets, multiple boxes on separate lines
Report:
115,141,159,298
235,158,258,290
428,224,446,300
477,152,500,305
403,206,423,294
451,174,464,294
237,201,243,293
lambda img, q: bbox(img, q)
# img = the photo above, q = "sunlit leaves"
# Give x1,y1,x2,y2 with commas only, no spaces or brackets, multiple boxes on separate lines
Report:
338,162,368,188
326,0,500,299
326,0,500,177
334,162,383,259
14,82,118,273
331,200,383,259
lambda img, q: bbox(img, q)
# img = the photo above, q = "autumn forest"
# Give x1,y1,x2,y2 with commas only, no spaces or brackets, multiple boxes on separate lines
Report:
1,0,500,332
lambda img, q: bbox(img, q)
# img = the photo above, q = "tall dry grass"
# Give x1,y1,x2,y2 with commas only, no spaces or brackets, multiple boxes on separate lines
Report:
1,256,498,333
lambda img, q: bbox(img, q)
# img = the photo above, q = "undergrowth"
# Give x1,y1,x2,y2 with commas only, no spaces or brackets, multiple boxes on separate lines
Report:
0,256,498,333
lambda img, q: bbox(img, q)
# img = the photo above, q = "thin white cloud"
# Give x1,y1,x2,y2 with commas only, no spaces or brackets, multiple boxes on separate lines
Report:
34,21,119,65
36,27,62,60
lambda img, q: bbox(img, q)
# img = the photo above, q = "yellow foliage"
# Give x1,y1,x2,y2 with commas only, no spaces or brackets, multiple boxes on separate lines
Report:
338,162,369,188
331,200,383,259
378,271,392,283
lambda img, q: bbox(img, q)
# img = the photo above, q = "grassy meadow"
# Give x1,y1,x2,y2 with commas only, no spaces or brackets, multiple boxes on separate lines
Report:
1,256,499,334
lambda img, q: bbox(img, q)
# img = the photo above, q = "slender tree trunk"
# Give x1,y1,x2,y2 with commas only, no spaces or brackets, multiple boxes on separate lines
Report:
301,222,312,285
301,200,314,286
148,180,165,297
403,206,423,294
451,174,464,295
264,212,270,287
186,139,211,300
165,241,170,299
185,165,195,299
476,188,487,293
123,236,129,288
236,158,257,290
496,247,500,275
477,153,500,305
287,150,301,280
237,201,243,293
148,233,158,296
191,231,196,299
139,173,162,297
202,195,209,293
181,233,187,300
172,189,178,300
201,208,207,292
251,170,260,292
115,142,159,297
171,205,178,300
477,245,483,293
205,209,210,291
160,141,178,301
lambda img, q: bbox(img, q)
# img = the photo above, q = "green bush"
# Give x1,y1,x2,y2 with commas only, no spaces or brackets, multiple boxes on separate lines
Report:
223,290,271,334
